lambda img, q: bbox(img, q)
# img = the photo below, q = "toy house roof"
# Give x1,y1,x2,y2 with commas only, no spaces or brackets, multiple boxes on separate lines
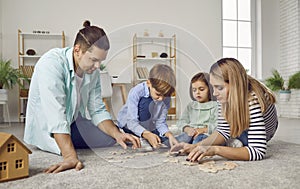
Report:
0,132,32,154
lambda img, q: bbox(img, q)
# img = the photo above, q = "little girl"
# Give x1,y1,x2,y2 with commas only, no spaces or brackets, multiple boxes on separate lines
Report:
177,72,218,144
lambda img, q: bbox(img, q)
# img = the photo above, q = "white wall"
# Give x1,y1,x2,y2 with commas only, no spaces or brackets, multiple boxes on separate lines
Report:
261,0,280,79
1,0,222,121
0,0,2,56
0,0,4,122
277,0,300,118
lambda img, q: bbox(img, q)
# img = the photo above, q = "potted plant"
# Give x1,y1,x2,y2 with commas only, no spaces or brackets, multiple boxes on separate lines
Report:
265,70,284,91
265,70,300,101
0,58,29,101
265,69,290,101
288,71,300,90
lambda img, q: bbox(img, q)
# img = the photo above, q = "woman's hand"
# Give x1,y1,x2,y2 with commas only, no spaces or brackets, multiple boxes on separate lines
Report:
187,145,217,162
44,157,84,173
114,132,141,149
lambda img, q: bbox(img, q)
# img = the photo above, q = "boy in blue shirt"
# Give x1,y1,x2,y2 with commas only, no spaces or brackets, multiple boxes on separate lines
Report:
117,64,179,149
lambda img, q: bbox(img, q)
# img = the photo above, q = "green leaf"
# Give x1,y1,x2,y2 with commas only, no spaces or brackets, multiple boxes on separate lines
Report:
288,71,300,89
265,69,284,91
0,58,29,89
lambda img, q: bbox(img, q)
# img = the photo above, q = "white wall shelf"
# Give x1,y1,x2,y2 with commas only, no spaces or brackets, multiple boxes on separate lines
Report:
17,29,65,122
132,33,177,119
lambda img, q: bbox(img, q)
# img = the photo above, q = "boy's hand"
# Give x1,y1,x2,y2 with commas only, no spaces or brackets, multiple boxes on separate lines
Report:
142,131,161,149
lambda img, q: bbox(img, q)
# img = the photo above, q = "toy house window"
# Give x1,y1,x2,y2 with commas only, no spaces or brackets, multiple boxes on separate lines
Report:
7,143,15,152
15,159,23,169
0,162,7,171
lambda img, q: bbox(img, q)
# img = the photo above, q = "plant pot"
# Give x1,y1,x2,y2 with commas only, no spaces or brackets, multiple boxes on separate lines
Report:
20,89,29,97
0,89,8,101
279,90,291,101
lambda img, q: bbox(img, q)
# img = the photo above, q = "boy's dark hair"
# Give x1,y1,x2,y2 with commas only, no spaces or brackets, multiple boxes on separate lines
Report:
189,72,214,101
148,64,176,97
74,20,110,53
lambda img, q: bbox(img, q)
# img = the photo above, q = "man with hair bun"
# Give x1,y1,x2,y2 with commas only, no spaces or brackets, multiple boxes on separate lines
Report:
24,20,140,173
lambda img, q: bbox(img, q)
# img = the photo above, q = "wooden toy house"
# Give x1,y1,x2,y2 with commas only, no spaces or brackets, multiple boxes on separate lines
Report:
0,132,32,182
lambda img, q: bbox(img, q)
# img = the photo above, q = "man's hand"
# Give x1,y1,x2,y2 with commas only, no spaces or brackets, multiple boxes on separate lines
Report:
44,157,83,173
142,130,161,149
46,133,83,173
98,120,141,149
114,132,141,149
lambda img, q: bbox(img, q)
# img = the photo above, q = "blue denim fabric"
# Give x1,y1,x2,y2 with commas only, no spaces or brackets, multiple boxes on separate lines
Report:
237,130,248,146
192,134,208,144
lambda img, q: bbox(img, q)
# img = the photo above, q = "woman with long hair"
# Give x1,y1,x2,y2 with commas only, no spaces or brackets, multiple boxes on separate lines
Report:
171,58,278,161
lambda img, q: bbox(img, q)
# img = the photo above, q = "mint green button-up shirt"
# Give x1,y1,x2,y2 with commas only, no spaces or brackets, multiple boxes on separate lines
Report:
176,101,218,135
24,47,111,154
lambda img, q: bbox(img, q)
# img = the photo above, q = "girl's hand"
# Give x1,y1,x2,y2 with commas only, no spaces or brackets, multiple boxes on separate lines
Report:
193,127,207,138
166,133,179,148
184,126,196,137
170,142,197,155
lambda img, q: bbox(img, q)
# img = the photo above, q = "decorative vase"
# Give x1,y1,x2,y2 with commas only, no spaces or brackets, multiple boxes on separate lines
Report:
279,90,291,101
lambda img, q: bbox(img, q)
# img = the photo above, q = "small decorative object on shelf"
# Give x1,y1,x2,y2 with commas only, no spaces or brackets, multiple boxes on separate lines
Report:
151,52,158,58
32,30,50,34
160,52,168,58
158,30,164,37
20,89,29,97
143,29,149,37
26,49,36,56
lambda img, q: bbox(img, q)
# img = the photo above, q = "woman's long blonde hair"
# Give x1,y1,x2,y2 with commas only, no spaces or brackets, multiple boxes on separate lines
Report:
209,58,276,138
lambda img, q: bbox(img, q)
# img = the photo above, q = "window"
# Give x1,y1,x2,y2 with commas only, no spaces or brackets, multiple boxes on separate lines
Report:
0,162,7,171
15,159,23,169
7,143,15,152
222,0,253,74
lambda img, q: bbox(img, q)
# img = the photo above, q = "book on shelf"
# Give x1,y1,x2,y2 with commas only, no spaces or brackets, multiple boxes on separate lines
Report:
20,65,34,78
136,67,149,80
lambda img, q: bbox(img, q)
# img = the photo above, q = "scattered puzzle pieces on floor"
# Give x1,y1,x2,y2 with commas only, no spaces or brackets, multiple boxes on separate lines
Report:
181,161,198,166
107,159,123,163
223,161,238,170
163,158,179,163
102,148,166,164
198,160,238,173
103,148,238,173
